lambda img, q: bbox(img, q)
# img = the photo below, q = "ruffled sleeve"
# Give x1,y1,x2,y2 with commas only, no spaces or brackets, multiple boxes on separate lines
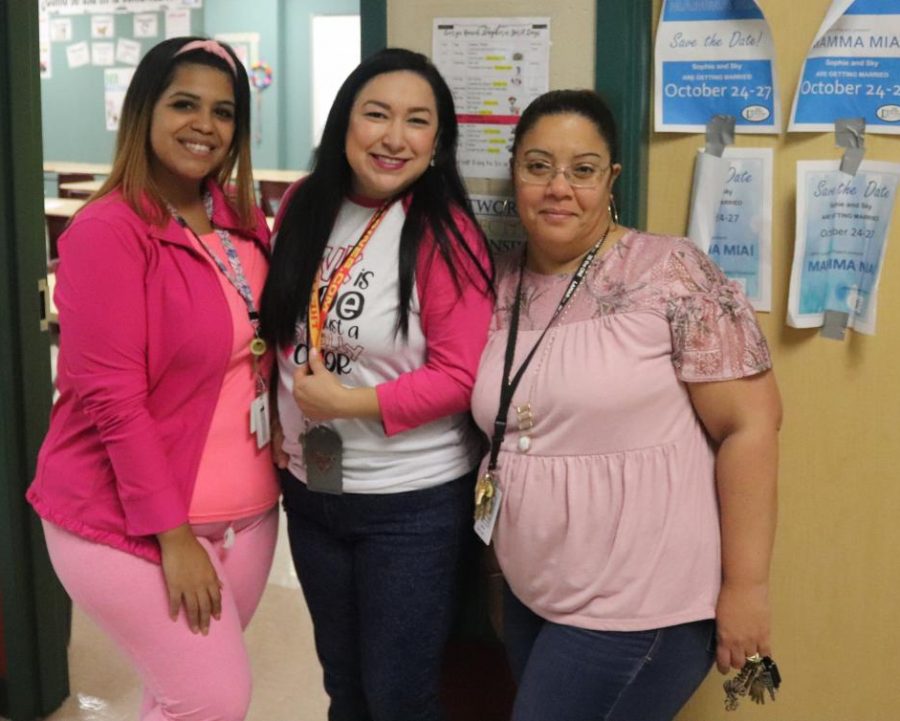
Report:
663,238,772,382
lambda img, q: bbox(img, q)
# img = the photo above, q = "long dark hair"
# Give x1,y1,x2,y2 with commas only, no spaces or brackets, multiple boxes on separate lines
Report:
91,36,255,228
260,48,492,348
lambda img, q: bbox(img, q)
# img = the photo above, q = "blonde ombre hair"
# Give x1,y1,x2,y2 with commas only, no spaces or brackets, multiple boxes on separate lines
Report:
90,37,256,230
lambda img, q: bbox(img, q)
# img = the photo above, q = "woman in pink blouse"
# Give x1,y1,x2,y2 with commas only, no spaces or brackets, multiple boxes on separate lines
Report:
470,89,782,721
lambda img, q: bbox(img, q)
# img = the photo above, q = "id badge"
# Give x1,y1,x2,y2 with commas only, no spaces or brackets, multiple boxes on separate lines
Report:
302,425,343,494
474,484,502,545
250,393,270,448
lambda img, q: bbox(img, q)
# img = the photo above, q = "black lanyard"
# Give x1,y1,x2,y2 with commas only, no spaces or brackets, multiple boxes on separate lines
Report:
486,229,610,473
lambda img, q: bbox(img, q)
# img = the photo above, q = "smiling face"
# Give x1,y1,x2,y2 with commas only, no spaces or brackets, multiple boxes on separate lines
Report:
514,113,621,273
148,63,235,202
345,70,439,201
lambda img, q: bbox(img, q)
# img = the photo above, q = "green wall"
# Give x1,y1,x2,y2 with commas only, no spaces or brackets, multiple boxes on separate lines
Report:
40,9,204,166
40,0,360,175
201,0,280,169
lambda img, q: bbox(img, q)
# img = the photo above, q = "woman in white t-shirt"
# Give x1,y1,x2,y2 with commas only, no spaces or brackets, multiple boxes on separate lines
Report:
259,48,493,721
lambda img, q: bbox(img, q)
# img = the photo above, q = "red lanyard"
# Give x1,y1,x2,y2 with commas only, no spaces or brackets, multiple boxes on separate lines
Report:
307,201,393,350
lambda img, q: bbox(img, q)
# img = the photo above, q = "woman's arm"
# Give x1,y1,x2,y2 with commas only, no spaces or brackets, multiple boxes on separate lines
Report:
56,216,189,533
688,370,781,673
375,216,493,435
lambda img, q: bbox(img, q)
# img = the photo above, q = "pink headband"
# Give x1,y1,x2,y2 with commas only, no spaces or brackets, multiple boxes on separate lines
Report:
175,39,237,75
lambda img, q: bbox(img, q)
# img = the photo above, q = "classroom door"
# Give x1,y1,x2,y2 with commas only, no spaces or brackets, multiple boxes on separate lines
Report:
0,1,71,719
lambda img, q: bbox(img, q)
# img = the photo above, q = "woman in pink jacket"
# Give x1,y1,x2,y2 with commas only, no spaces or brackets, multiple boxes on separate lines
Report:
259,49,493,721
27,37,278,721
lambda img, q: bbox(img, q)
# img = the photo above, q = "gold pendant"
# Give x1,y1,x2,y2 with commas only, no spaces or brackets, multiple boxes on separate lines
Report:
474,472,495,521
249,337,267,357
515,403,534,431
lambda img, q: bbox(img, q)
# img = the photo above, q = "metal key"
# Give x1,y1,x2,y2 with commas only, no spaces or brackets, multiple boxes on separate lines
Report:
749,656,782,705
723,656,764,711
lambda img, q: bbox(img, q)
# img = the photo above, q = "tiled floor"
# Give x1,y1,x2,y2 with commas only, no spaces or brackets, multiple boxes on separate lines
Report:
41,509,330,721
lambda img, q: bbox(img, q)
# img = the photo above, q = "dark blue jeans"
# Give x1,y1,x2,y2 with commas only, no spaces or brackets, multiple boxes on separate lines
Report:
504,584,716,721
280,469,474,721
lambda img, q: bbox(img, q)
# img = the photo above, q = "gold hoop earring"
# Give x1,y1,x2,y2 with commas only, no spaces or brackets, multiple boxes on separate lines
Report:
608,194,620,228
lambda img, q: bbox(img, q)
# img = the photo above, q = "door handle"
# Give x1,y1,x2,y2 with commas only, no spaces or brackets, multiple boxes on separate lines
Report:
38,277,49,332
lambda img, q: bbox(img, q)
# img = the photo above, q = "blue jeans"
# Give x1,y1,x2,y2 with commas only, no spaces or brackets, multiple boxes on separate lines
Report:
280,470,474,721
504,585,716,721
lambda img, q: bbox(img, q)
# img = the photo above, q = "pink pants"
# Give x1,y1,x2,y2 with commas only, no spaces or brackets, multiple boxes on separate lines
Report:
43,507,278,721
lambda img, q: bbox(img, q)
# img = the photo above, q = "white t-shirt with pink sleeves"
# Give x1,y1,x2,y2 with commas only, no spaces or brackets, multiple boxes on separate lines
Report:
276,196,492,494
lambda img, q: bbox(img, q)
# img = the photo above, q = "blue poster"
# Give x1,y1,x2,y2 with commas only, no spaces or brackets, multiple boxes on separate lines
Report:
788,160,900,334
790,0,900,134
655,0,780,133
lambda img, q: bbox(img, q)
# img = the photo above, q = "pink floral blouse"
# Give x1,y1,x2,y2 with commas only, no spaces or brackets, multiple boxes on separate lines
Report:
471,231,772,631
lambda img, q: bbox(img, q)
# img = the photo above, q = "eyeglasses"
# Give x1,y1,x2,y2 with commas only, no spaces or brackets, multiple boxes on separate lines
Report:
515,158,611,189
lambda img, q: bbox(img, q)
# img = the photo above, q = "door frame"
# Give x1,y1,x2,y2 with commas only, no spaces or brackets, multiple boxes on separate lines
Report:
595,0,652,229
0,1,71,720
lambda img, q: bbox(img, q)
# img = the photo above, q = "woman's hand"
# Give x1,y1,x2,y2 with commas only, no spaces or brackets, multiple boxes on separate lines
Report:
293,348,350,421
292,348,381,421
157,524,221,635
715,580,771,673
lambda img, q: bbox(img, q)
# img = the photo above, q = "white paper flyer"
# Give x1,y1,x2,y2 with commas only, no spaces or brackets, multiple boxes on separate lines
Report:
433,18,550,179
689,147,773,311
66,41,90,69
104,67,135,131
788,159,900,334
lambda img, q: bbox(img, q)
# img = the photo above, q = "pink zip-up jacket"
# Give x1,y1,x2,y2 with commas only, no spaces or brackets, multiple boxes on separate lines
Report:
27,183,270,564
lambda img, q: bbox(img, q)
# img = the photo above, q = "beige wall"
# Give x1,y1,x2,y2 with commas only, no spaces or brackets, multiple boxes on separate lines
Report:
652,2,900,716
390,1,900,718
